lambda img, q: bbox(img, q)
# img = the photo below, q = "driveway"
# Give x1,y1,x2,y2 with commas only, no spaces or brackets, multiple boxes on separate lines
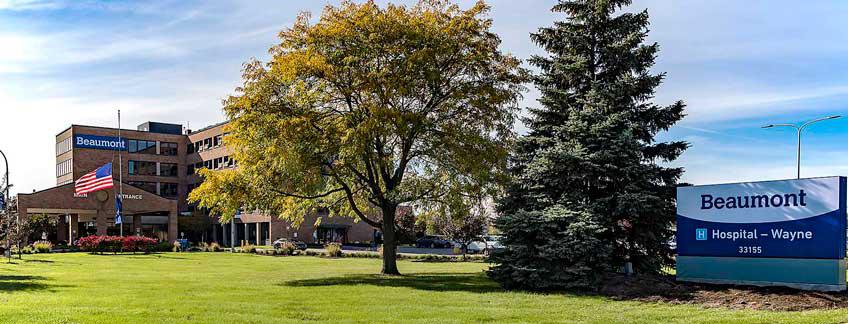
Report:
312,245,461,255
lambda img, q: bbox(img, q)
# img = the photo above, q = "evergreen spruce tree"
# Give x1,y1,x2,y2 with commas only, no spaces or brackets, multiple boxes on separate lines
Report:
489,0,688,290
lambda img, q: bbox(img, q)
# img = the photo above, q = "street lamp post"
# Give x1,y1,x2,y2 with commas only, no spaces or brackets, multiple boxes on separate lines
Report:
762,115,841,179
0,150,9,261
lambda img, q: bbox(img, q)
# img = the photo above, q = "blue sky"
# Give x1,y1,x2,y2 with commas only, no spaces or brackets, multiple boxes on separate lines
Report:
1,0,848,195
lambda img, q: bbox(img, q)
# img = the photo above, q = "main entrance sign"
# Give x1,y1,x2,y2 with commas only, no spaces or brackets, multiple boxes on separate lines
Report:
676,177,847,291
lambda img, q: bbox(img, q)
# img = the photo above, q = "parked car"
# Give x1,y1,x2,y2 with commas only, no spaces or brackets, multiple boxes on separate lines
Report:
415,235,453,248
481,235,503,253
272,238,308,251
460,236,504,254
465,241,487,254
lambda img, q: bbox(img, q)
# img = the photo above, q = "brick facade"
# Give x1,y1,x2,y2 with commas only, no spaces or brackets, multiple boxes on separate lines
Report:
20,121,391,246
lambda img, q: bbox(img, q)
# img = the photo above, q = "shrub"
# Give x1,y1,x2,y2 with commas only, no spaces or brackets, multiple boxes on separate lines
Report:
32,241,53,253
77,235,159,254
172,241,183,252
77,235,123,254
346,251,380,259
153,242,172,252
104,236,123,254
237,244,256,253
324,243,342,258
76,235,101,252
198,242,221,252
277,242,296,256
122,236,157,253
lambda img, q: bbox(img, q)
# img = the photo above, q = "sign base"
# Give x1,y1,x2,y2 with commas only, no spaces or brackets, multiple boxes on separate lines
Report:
677,256,846,291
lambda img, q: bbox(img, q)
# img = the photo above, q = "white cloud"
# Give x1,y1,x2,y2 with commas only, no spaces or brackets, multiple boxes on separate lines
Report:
0,0,63,11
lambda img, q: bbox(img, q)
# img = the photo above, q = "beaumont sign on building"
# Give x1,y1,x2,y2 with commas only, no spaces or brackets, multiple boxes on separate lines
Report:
74,134,127,151
676,177,847,291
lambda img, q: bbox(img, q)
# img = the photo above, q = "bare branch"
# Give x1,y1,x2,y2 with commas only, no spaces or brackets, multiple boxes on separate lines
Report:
270,187,344,200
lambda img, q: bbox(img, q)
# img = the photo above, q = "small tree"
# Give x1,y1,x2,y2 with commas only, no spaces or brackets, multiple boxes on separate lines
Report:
25,213,56,242
0,197,30,259
189,0,525,275
422,194,489,256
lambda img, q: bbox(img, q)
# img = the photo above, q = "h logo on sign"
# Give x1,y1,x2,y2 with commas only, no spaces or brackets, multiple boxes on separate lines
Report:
695,228,708,241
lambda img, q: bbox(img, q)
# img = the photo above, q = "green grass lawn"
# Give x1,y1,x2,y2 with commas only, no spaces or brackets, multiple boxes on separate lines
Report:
0,253,845,323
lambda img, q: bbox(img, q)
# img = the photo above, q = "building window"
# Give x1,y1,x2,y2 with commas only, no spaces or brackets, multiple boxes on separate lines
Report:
213,134,223,147
160,142,178,156
56,137,72,156
187,164,195,176
194,141,203,152
203,138,212,150
160,163,178,177
128,181,157,194
128,160,156,176
160,182,178,199
159,163,180,177
223,156,236,168
128,139,156,154
56,159,73,177
187,143,195,154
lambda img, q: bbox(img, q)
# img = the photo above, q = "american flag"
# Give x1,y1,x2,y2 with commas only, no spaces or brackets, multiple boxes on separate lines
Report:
75,163,114,195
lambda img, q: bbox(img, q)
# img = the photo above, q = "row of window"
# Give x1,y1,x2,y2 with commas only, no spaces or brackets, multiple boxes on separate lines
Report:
128,139,178,156
128,161,179,177
127,181,178,199
56,159,73,177
58,158,230,179
186,156,236,175
56,138,72,156
188,133,227,153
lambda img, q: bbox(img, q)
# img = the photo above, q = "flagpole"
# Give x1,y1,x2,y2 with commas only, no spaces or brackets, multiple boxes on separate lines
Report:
118,109,123,237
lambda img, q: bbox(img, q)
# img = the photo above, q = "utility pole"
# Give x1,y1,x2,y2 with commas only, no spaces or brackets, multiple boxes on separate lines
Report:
763,115,841,179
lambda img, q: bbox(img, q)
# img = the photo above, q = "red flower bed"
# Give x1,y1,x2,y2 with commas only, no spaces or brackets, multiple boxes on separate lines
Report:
77,235,158,254
122,236,158,253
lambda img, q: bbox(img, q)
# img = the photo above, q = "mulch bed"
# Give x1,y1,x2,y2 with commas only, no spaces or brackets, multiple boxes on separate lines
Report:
596,274,848,311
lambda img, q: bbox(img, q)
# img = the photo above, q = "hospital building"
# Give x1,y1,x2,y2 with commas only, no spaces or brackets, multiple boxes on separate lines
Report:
16,121,381,245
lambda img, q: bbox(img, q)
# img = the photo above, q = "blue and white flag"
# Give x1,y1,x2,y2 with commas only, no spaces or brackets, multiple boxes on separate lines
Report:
115,196,123,225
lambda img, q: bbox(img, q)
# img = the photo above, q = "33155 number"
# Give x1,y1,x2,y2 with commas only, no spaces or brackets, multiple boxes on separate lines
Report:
738,246,762,254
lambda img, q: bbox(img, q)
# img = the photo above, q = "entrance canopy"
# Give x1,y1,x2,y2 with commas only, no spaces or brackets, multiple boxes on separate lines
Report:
17,181,178,242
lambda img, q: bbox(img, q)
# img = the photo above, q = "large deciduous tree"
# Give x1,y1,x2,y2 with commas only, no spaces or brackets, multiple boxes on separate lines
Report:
489,0,687,290
189,0,525,275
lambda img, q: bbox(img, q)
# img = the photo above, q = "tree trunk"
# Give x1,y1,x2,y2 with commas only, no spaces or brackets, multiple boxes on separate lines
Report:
381,204,400,275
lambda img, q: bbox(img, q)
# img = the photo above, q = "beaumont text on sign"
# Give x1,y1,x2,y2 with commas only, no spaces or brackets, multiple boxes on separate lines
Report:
74,134,127,151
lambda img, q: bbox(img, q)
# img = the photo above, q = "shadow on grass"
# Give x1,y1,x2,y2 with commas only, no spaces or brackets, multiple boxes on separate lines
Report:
282,272,501,293
0,275,52,292
86,253,188,260
23,259,55,264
